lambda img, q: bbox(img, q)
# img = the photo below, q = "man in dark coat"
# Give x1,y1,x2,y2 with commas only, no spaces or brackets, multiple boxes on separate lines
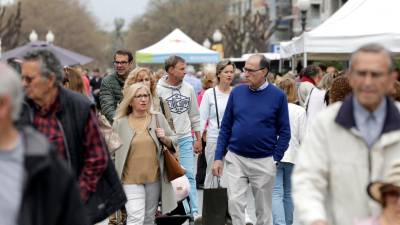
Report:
18,50,126,223
0,63,89,225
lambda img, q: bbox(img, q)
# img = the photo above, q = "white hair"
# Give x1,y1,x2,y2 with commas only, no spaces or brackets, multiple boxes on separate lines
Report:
0,63,24,121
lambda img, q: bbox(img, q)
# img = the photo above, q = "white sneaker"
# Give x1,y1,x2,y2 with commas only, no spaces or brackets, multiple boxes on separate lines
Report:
193,212,202,225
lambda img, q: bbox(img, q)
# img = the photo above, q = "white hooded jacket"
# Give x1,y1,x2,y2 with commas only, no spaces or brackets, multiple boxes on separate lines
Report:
157,76,201,139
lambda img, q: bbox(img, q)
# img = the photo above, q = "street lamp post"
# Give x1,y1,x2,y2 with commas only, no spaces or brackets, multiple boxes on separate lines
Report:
298,0,310,32
211,29,224,59
29,30,38,42
46,30,55,44
202,38,211,49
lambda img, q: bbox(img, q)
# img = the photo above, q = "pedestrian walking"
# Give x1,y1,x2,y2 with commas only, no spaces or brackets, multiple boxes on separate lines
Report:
100,50,134,123
213,54,291,225
0,63,90,225
124,67,175,131
292,43,400,225
196,71,216,190
199,59,234,189
157,55,202,223
113,83,178,225
298,65,323,106
18,49,126,223
272,77,307,225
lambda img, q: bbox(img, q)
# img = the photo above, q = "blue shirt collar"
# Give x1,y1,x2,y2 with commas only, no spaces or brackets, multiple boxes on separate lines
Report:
353,96,387,124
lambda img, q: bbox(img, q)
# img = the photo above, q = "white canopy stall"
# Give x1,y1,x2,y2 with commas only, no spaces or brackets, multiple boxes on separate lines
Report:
280,0,400,65
136,28,220,64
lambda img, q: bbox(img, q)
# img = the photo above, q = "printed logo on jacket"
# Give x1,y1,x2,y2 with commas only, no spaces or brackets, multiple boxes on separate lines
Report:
166,89,190,114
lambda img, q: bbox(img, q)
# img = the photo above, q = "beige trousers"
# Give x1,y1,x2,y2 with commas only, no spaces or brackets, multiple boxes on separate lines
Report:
225,151,276,225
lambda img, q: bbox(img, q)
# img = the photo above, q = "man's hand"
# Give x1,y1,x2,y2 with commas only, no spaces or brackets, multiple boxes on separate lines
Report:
212,160,224,177
194,140,202,154
311,220,328,225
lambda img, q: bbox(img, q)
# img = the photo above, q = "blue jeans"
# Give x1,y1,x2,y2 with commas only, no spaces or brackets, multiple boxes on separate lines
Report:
272,162,294,225
178,137,199,214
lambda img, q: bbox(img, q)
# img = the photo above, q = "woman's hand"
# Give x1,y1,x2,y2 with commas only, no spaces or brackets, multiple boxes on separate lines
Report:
156,127,171,147
155,128,165,139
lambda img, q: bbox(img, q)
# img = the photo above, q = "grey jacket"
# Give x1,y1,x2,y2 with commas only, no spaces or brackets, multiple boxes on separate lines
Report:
100,73,125,123
113,113,178,213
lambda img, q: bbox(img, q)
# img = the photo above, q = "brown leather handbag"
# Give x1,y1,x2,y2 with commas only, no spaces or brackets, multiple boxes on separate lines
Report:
155,114,185,181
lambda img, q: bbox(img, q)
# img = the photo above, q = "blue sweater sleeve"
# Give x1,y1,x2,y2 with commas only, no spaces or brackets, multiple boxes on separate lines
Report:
214,92,234,160
273,94,291,161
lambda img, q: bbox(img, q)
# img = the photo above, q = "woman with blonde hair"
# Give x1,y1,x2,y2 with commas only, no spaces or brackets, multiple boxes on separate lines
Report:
113,83,178,225
273,77,307,225
124,67,174,131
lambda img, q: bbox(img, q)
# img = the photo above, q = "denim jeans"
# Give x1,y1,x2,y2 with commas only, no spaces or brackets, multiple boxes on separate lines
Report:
272,162,294,225
178,136,199,214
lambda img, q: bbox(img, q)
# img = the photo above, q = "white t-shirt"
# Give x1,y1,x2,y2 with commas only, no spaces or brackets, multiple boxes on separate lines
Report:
199,86,231,143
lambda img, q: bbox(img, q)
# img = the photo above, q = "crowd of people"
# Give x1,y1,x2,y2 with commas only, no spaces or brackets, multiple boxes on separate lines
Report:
1,42,400,225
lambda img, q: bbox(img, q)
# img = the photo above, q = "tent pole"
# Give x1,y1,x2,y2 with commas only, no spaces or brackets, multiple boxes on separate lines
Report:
279,59,282,73
291,56,296,73
303,52,308,67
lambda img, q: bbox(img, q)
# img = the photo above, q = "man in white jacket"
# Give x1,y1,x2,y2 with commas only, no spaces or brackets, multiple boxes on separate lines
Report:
292,43,400,225
157,55,202,222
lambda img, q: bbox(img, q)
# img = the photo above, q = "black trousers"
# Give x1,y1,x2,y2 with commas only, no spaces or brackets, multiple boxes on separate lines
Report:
196,139,207,188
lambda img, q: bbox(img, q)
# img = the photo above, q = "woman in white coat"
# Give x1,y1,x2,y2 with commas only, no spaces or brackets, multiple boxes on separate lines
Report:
199,59,235,188
272,77,307,225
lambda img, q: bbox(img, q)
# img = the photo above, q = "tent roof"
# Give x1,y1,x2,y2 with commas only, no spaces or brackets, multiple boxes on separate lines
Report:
280,0,400,59
136,28,220,63
1,41,93,66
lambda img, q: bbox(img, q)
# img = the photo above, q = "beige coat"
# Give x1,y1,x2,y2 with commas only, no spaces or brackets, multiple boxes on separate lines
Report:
292,97,400,225
113,113,178,213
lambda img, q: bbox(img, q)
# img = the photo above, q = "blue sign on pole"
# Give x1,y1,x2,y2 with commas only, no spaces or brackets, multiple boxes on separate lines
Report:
270,44,281,53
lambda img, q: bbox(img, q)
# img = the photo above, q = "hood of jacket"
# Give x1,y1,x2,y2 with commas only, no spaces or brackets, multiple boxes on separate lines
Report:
158,75,183,89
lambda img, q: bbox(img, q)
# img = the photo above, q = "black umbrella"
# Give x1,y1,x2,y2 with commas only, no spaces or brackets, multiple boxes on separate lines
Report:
1,41,93,66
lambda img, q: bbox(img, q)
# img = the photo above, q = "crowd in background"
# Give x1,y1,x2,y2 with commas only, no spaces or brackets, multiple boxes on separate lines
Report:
2,43,400,225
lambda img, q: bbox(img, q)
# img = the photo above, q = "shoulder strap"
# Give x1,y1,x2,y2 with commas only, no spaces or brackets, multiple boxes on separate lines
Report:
159,97,166,115
213,87,220,129
305,87,314,114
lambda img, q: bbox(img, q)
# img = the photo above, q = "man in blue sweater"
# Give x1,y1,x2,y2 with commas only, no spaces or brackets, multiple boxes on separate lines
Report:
213,54,291,225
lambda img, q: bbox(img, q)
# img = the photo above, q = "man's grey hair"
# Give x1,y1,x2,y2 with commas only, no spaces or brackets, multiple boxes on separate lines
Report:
0,63,24,121
349,43,395,72
23,50,63,85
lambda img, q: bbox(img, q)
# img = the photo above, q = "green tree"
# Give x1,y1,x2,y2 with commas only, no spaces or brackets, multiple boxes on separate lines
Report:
12,0,108,66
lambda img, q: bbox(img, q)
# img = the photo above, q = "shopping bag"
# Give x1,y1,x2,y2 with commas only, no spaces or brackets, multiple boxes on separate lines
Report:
202,177,228,225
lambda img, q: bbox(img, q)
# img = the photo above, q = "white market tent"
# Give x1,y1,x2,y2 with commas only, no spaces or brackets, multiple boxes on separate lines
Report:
227,52,281,62
280,0,400,61
136,28,220,64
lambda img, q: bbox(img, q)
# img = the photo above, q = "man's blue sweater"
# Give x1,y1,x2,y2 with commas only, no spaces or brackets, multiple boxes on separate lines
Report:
215,84,291,161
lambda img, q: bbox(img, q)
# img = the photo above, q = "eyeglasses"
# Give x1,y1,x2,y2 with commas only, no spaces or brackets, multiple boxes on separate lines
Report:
21,75,37,84
113,61,129,66
243,67,266,74
134,94,150,99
